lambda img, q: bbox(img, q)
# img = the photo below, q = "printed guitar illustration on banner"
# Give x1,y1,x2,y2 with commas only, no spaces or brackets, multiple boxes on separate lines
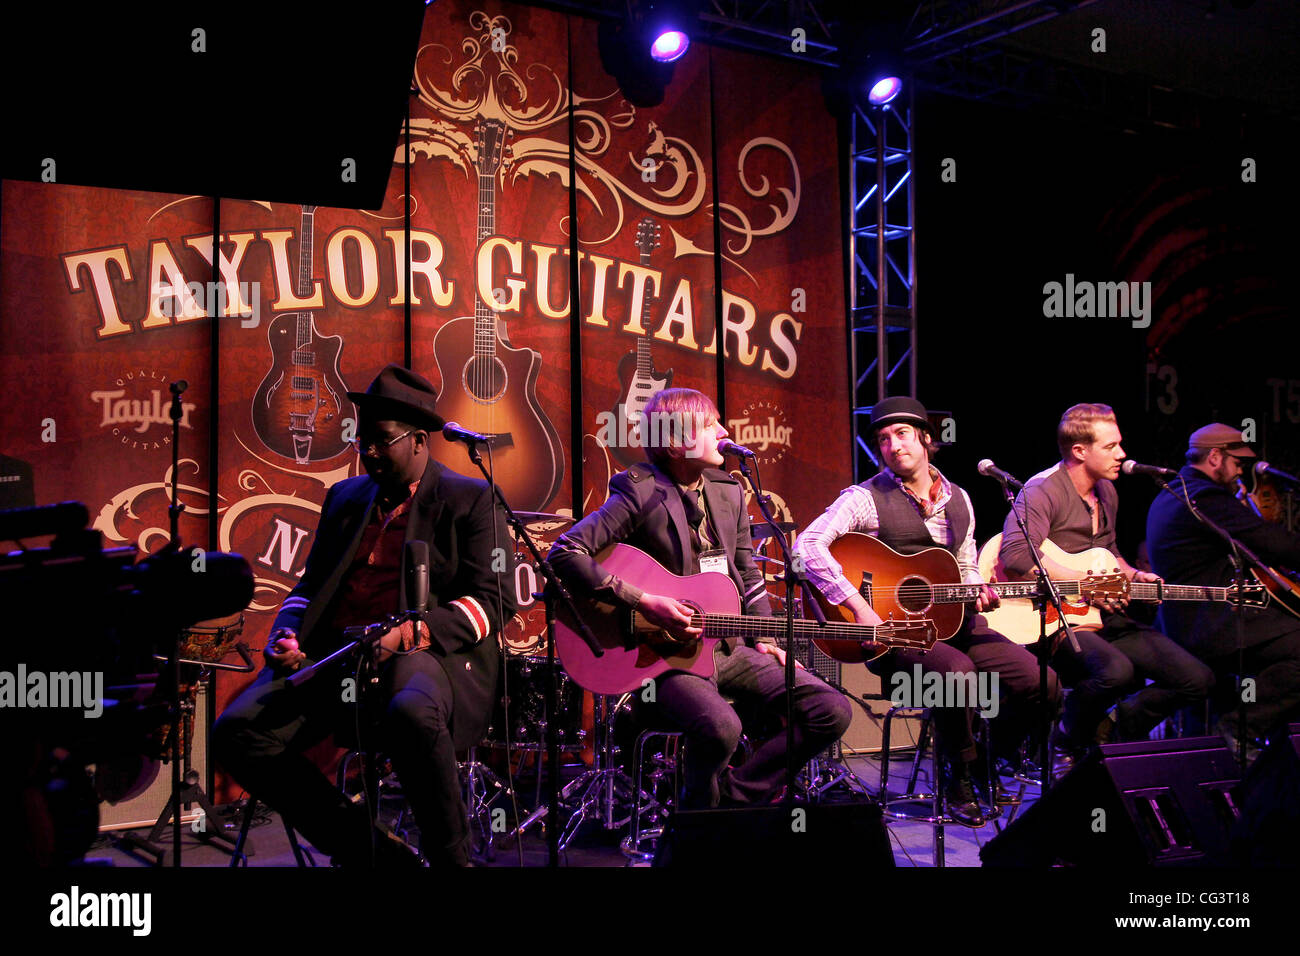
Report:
251,204,351,464
609,217,674,468
428,117,565,512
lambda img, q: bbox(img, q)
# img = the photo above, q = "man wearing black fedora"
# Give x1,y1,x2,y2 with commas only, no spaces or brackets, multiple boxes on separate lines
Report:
213,364,514,867
795,397,1057,827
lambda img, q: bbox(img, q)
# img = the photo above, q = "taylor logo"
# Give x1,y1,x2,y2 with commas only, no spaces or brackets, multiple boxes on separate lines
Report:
90,369,196,451
726,401,793,464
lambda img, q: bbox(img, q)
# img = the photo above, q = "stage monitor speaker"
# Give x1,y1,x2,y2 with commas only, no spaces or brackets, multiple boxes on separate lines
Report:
96,682,209,832
1225,722,1300,866
653,801,894,868
980,736,1243,867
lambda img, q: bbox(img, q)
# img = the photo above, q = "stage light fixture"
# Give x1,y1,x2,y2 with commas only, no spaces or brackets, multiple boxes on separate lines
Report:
649,29,690,62
867,75,903,106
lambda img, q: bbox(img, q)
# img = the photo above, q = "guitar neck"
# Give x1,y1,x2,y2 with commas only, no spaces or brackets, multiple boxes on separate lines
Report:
929,580,1085,603
296,207,316,350
1128,582,1236,602
690,612,923,647
474,169,498,351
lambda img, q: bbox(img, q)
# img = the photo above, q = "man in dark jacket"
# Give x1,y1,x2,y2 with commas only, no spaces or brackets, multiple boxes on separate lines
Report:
549,388,850,808
213,365,514,866
1146,422,1300,751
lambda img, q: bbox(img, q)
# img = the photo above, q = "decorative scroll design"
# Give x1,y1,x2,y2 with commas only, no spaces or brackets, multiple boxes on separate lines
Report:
406,12,806,248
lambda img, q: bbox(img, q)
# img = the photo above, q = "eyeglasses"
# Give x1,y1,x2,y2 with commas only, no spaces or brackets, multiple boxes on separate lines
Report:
350,429,414,456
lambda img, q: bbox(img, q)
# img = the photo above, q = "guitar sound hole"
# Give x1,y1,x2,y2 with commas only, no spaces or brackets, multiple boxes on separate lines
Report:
897,575,932,613
463,356,508,403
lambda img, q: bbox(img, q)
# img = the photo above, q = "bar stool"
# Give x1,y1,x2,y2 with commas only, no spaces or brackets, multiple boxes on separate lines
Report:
620,728,684,863
878,705,999,866
227,798,316,867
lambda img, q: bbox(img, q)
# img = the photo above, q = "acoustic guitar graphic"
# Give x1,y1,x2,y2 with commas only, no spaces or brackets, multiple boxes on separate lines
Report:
252,204,350,463
429,118,565,511
609,217,674,467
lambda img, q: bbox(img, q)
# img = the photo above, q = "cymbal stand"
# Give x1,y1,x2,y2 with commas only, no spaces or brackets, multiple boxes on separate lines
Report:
555,693,645,849
461,746,513,862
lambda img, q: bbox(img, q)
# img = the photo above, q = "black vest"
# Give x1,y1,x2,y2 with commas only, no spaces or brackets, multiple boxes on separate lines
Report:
865,471,970,557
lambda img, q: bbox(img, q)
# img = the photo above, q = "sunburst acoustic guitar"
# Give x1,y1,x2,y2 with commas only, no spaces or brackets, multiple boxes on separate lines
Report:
428,118,565,511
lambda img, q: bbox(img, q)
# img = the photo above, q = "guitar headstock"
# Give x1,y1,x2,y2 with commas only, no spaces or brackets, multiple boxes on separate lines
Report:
635,217,661,258
475,119,508,177
876,618,938,650
1228,580,1270,607
1079,572,1129,602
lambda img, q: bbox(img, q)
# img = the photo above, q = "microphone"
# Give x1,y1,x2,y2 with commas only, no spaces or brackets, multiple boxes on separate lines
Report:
717,439,756,458
1121,460,1177,480
442,422,489,445
977,459,1023,490
1256,460,1300,487
406,540,429,613
169,380,189,395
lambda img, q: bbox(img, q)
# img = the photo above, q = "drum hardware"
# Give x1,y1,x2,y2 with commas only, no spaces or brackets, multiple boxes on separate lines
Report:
109,665,242,865
460,746,515,863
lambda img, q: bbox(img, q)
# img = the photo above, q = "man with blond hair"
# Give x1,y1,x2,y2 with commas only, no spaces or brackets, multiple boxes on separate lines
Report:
549,388,851,808
999,403,1213,764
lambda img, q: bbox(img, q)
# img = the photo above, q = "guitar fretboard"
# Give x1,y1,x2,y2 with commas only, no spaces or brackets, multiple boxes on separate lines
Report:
474,135,499,359
295,206,316,354
683,612,935,649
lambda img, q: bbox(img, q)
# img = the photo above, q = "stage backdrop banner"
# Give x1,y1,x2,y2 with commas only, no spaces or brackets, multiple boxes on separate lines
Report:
0,3,850,792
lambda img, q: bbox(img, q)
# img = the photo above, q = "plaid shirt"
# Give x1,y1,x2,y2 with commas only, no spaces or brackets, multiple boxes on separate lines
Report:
795,466,983,607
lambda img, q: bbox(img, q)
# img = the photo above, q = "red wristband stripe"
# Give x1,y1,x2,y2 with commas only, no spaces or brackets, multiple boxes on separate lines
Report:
449,596,490,643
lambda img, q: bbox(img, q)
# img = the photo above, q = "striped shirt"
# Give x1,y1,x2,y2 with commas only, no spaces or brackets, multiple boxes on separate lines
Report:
795,466,983,607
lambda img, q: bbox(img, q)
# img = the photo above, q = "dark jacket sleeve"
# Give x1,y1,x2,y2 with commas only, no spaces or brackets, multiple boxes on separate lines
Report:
269,482,341,636
1196,484,1300,569
999,482,1056,578
548,469,648,606
420,482,517,657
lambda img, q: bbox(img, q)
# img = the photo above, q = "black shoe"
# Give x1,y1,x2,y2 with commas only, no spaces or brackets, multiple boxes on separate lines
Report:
1214,718,1263,766
944,773,987,828
973,760,1021,806
1049,727,1088,777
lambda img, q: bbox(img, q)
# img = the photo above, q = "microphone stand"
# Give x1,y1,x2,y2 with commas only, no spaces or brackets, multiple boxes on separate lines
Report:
1159,474,1277,775
165,381,187,866
455,437,600,869
998,475,1080,792
728,450,822,805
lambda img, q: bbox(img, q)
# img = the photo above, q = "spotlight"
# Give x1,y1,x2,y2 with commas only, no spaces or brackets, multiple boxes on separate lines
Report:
649,29,690,63
867,75,903,106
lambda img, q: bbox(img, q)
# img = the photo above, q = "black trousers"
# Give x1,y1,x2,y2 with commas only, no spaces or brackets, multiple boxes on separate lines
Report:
1206,627,1300,740
870,618,1062,766
634,643,853,808
212,651,469,866
1050,612,1215,745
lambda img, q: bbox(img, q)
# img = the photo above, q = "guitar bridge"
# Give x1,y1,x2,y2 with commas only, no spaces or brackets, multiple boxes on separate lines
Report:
858,572,874,607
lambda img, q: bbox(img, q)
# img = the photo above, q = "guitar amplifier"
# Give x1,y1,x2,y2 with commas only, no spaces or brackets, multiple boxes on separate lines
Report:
96,682,209,831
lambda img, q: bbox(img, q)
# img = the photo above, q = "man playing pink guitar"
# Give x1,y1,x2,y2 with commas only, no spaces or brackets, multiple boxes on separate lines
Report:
549,388,851,808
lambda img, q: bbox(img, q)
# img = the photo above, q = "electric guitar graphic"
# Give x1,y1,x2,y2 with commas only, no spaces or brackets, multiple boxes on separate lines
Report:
428,118,565,511
609,217,674,468
252,204,350,463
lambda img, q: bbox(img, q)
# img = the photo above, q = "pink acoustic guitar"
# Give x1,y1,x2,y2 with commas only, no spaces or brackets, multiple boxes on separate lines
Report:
554,544,937,696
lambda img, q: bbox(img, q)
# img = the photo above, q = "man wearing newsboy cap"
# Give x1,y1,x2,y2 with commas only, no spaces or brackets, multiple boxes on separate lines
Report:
1146,422,1300,760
